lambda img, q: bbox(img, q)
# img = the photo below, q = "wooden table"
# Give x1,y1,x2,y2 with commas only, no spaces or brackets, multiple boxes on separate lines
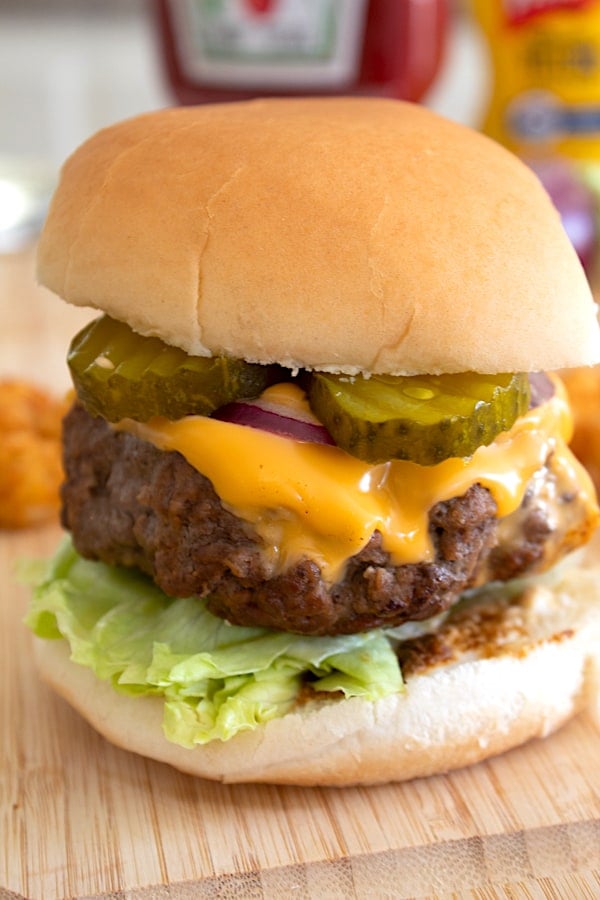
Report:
1,250,599,899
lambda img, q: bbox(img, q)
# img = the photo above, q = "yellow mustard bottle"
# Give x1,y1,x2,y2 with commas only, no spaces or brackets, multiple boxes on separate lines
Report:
472,0,600,161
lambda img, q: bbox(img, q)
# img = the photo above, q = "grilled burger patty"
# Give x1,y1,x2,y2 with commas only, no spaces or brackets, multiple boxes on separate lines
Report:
61,403,570,636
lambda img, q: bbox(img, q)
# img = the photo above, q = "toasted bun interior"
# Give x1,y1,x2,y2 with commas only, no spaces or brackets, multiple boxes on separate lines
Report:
37,98,600,376
33,565,600,786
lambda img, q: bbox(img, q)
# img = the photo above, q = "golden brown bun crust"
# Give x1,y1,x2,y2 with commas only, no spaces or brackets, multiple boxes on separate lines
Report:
37,99,600,375
33,564,600,786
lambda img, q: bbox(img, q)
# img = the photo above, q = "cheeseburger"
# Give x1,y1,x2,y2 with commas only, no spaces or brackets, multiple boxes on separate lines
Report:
27,98,600,785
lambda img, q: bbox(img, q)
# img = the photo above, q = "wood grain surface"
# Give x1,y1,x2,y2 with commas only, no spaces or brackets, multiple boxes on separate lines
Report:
1,250,599,899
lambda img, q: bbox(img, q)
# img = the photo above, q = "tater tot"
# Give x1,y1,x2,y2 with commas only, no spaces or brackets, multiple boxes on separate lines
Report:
0,380,68,529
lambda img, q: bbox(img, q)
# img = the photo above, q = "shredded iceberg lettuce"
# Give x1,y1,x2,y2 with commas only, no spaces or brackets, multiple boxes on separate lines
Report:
24,539,404,747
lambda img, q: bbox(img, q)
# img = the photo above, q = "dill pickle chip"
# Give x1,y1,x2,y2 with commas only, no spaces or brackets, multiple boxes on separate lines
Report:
308,372,531,465
68,315,279,422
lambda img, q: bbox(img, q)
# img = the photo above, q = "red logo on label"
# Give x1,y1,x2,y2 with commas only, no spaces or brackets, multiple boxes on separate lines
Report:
503,0,593,26
244,0,277,15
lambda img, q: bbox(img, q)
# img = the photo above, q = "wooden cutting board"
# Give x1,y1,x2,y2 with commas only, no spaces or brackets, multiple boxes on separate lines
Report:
1,251,599,899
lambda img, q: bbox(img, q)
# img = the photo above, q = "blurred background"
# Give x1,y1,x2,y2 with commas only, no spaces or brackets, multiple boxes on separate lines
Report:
1,0,169,172
0,0,168,251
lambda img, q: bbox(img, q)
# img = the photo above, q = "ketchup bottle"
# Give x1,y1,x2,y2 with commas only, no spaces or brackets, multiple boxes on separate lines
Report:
154,0,448,105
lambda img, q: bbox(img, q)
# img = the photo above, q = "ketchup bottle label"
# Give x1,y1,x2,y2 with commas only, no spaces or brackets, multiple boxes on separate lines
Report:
169,0,369,90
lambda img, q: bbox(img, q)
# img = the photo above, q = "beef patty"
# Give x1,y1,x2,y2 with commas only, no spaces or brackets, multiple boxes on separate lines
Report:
61,403,574,636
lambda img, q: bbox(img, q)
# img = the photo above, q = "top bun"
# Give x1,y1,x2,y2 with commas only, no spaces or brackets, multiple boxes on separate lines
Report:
37,98,600,375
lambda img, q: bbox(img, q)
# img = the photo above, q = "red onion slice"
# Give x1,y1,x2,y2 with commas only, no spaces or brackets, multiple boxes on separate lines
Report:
528,372,555,409
216,375,555,448
214,400,335,445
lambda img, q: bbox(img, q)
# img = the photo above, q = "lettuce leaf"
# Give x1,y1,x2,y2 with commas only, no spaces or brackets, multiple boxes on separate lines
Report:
24,539,404,747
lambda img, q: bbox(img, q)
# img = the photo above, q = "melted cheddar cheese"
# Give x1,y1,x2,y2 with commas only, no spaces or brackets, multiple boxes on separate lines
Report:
120,377,598,583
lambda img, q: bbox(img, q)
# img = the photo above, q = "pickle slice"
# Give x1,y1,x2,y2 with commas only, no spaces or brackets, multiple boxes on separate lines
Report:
68,315,279,422
308,372,531,465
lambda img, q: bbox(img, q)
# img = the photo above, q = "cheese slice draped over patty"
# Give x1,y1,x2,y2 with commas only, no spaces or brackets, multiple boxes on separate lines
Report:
119,378,598,583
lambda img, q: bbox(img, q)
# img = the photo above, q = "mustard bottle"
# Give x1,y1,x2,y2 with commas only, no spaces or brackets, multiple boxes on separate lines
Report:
472,0,600,161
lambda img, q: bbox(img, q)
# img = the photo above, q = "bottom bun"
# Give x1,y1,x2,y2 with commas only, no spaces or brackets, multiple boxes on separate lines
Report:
34,564,600,786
